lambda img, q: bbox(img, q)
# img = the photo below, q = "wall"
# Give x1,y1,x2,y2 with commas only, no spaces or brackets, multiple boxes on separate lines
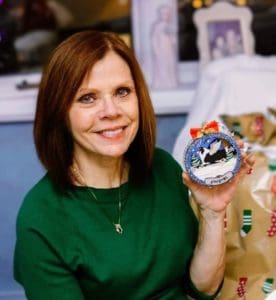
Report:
0,114,187,299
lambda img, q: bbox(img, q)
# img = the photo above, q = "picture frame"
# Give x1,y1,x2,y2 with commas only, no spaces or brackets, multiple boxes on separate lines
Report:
193,2,255,66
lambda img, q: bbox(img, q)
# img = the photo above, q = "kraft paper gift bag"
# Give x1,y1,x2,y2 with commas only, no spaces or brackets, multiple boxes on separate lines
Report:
190,111,276,299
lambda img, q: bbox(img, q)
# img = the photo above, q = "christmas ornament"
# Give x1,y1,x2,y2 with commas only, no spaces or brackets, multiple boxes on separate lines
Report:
184,120,241,186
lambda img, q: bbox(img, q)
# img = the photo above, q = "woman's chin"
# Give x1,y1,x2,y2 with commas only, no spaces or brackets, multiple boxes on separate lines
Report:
99,145,129,159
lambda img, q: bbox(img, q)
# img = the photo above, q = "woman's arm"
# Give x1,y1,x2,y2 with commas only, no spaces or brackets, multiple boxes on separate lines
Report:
183,152,255,294
189,209,226,294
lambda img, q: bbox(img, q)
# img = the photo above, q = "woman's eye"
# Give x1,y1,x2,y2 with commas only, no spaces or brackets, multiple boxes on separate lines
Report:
78,93,96,103
116,87,130,97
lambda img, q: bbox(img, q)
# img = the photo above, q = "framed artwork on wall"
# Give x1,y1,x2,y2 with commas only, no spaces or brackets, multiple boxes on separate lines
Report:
193,2,255,66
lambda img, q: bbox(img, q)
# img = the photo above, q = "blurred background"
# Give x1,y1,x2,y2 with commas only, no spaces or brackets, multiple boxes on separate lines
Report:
0,1,276,299
0,0,276,74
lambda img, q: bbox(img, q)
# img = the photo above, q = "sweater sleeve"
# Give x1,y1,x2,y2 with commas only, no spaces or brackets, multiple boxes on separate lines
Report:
185,271,223,300
14,226,85,300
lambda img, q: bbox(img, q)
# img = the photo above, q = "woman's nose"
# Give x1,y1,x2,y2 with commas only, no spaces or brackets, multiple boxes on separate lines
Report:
100,97,120,118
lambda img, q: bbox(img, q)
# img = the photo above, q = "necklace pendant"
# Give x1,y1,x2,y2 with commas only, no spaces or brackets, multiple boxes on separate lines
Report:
114,223,123,234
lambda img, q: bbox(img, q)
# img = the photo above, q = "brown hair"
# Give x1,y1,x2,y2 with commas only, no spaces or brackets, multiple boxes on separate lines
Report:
34,30,156,190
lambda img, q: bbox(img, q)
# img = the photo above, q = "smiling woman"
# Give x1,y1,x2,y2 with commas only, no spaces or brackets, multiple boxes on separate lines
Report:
32,30,155,190
13,30,254,300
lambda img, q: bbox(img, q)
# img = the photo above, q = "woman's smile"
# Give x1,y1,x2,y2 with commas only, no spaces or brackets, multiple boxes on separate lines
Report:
95,126,126,139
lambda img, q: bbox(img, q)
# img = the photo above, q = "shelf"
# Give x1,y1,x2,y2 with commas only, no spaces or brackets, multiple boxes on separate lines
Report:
0,71,196,122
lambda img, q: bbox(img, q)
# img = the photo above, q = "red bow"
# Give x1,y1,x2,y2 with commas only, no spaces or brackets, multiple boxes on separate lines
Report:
190,120,219,139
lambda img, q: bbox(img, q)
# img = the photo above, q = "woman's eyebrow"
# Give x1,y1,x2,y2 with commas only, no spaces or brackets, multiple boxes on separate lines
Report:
76,87,98,95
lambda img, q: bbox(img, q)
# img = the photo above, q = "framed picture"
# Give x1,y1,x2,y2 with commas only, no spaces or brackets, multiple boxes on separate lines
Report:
193,2,255,66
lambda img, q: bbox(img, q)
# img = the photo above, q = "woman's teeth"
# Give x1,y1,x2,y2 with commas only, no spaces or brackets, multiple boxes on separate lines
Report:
100,128,123,137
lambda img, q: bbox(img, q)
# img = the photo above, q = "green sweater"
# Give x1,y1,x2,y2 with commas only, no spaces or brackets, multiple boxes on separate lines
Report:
14,148,221,299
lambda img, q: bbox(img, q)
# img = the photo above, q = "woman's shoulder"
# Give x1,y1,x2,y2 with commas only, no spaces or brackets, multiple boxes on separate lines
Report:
151,148,189,201
23,173,57,204
16,174,59,227
152,147,183,181
15,175,77,264
153,147,182,171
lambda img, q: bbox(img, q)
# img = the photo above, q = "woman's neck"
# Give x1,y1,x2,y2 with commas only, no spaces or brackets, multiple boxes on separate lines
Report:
72,154,128,188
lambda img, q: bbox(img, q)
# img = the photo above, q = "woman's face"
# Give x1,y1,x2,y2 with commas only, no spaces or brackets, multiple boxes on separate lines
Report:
68,51,139,162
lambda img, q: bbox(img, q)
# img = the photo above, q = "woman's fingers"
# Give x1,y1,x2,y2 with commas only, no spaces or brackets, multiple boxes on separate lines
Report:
242,153,255,175
182,172,201,191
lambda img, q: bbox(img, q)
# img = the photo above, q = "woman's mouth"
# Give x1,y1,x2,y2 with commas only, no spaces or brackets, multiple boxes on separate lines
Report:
97,127,125,138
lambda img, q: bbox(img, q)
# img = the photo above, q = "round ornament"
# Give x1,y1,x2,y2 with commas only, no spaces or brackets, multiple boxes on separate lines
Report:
184,121,242,186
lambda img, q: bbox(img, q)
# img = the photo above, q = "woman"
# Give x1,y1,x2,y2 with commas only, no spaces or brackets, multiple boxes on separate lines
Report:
14,30,254,299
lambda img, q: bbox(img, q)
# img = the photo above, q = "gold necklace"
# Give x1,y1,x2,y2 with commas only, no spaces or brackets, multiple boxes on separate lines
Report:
71,165,124,234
